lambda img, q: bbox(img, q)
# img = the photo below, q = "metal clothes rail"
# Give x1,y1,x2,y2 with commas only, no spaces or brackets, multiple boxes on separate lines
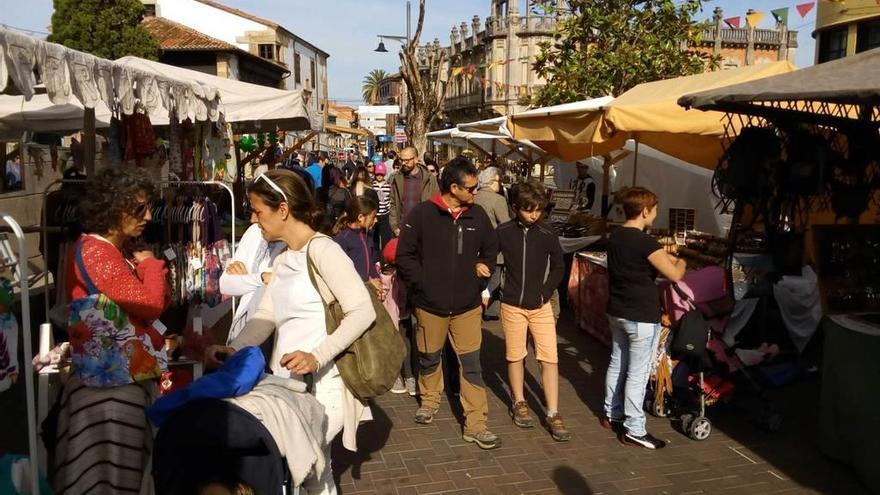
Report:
1,211,40,494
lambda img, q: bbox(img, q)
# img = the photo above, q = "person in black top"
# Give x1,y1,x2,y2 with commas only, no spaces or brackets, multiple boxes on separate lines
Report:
603,187,686,450
496,180,569,442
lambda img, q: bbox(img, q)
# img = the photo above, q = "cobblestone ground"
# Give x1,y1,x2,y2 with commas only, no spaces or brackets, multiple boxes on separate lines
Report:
331,312,867,495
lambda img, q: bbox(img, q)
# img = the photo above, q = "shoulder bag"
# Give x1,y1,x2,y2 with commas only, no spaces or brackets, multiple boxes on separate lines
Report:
68,239,167,387
306,237,406,402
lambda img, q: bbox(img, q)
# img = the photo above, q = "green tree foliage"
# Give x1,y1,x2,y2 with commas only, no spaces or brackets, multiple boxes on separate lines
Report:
361,69,389,105
49,0,160,60
531,0,718,105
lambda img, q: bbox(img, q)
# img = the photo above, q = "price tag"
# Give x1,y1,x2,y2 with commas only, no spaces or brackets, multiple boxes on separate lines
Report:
190,257,203,270
163,248,177,261
152,319,168,336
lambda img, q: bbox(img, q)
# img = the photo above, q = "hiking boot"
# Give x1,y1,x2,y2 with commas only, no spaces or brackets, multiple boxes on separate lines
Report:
414,406,439,425
462,429,502,450
547,413,572,442
404,377,418,396
511,401,535,428
599,416,624,433
623,431,667,450
391,376,407,394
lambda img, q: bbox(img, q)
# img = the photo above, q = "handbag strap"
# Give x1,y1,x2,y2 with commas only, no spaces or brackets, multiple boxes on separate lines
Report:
74,239,100,296
672,283,697,311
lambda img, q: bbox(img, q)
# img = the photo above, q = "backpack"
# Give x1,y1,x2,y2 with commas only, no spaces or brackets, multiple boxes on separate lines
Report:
306,237,406,402
669,284,709,361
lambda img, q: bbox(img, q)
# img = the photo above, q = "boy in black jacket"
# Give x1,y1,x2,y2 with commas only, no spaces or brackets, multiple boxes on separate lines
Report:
497,180,570,441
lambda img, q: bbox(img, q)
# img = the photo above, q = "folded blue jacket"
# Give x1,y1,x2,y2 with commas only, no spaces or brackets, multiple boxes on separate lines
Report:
147,346,266,427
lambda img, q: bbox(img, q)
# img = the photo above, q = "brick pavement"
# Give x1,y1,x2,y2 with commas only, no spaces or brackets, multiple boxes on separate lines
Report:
331,311,868,495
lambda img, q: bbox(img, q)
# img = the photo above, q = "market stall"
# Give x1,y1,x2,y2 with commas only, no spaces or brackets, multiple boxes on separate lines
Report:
501,64,796,344
680,48,880,491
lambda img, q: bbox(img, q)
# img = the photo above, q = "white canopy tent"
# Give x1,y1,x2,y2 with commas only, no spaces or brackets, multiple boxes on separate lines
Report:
426,127,544,162
0,57,313,139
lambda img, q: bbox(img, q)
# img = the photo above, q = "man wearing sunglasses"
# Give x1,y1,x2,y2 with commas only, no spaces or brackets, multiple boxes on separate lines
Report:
396,157,501,450
389,147,438,237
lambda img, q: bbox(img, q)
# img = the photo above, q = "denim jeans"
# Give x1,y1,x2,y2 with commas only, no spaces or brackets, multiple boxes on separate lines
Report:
604,316,660,437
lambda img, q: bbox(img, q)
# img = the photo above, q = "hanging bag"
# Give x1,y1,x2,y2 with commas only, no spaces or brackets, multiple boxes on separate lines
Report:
68,239,167,387
669,284,709,360
305,236,406,402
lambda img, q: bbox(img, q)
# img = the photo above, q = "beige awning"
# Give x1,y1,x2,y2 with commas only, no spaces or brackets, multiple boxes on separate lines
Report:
508,62,796,169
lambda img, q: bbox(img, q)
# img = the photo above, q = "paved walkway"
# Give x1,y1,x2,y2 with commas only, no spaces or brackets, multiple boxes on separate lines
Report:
331,312,867,495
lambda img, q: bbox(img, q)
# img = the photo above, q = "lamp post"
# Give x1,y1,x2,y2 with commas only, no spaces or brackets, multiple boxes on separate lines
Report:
374,0,411,51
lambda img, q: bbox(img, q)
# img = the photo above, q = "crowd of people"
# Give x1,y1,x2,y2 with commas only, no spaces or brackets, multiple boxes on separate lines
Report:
47,147,685,494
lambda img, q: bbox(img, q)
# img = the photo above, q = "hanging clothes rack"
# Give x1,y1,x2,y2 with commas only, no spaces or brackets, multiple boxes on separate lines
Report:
0,211,40,495
40,179,236,324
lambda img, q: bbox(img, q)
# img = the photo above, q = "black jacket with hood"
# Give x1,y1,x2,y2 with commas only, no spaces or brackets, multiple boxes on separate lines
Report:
496,219,565,310
396,194,498,316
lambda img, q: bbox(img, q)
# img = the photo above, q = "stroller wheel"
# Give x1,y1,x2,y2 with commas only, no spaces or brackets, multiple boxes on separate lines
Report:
680,413,695,433
688,416,712,441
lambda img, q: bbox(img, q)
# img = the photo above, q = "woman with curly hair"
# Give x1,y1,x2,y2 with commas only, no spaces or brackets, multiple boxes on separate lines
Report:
53,167,168,494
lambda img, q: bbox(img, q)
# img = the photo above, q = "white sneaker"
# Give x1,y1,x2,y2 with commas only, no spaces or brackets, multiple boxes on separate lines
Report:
391,376,407,394
405,377,417,396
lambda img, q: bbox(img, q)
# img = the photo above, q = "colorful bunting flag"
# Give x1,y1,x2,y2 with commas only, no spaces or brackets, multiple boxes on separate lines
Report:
724,16,741,29
451,67,463,77
796,2,815,18
771,7,789,25
746,11,765,28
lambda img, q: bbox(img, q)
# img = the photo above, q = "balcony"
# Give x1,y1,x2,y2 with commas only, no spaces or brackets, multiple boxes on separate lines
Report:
519,16,556,34
700,27,799,47
445,91,483,111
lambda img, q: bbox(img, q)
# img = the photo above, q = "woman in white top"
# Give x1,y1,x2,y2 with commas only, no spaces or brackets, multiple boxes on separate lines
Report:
205,169,376,495
220,222,286,343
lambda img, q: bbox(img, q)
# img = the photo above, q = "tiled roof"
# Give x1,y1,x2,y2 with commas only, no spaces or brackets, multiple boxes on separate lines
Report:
142,16,235,51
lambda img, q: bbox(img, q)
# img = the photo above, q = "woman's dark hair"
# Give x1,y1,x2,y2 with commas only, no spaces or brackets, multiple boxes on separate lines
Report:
386,150,398,160
332,196,378,235
249,169,323,230
439,156,478,193
80,167,155,234
349,166,371,193
511,180,548,211
326,166,346,188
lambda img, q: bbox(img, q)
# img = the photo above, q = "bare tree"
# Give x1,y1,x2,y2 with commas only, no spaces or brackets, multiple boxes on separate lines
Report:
399,0,450,157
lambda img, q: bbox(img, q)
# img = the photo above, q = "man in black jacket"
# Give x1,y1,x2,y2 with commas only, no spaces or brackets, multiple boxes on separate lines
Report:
396,157,501,450
497,180,569,442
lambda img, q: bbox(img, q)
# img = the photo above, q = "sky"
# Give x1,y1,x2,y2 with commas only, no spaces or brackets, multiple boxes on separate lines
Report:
0,0,818,104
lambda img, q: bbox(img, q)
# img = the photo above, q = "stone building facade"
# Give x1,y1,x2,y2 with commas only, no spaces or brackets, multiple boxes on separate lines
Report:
696,7,798,69
434,2,797,126
441,0,560,124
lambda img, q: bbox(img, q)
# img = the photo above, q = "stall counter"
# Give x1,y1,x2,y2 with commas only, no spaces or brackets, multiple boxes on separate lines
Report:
568,252,611,346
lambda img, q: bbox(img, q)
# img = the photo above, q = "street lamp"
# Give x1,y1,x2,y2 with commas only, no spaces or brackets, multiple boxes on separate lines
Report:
374,35,407,52
374,0,411,51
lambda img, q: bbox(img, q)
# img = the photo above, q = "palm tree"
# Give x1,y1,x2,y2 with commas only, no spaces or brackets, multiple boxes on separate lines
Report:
361,69,389,105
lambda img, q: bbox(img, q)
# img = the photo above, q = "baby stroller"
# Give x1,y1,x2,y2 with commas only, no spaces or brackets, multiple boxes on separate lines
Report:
153,399,297,495
647,266,780,441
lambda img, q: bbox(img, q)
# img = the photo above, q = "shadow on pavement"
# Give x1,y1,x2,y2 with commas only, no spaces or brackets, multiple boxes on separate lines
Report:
552,465,595,495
